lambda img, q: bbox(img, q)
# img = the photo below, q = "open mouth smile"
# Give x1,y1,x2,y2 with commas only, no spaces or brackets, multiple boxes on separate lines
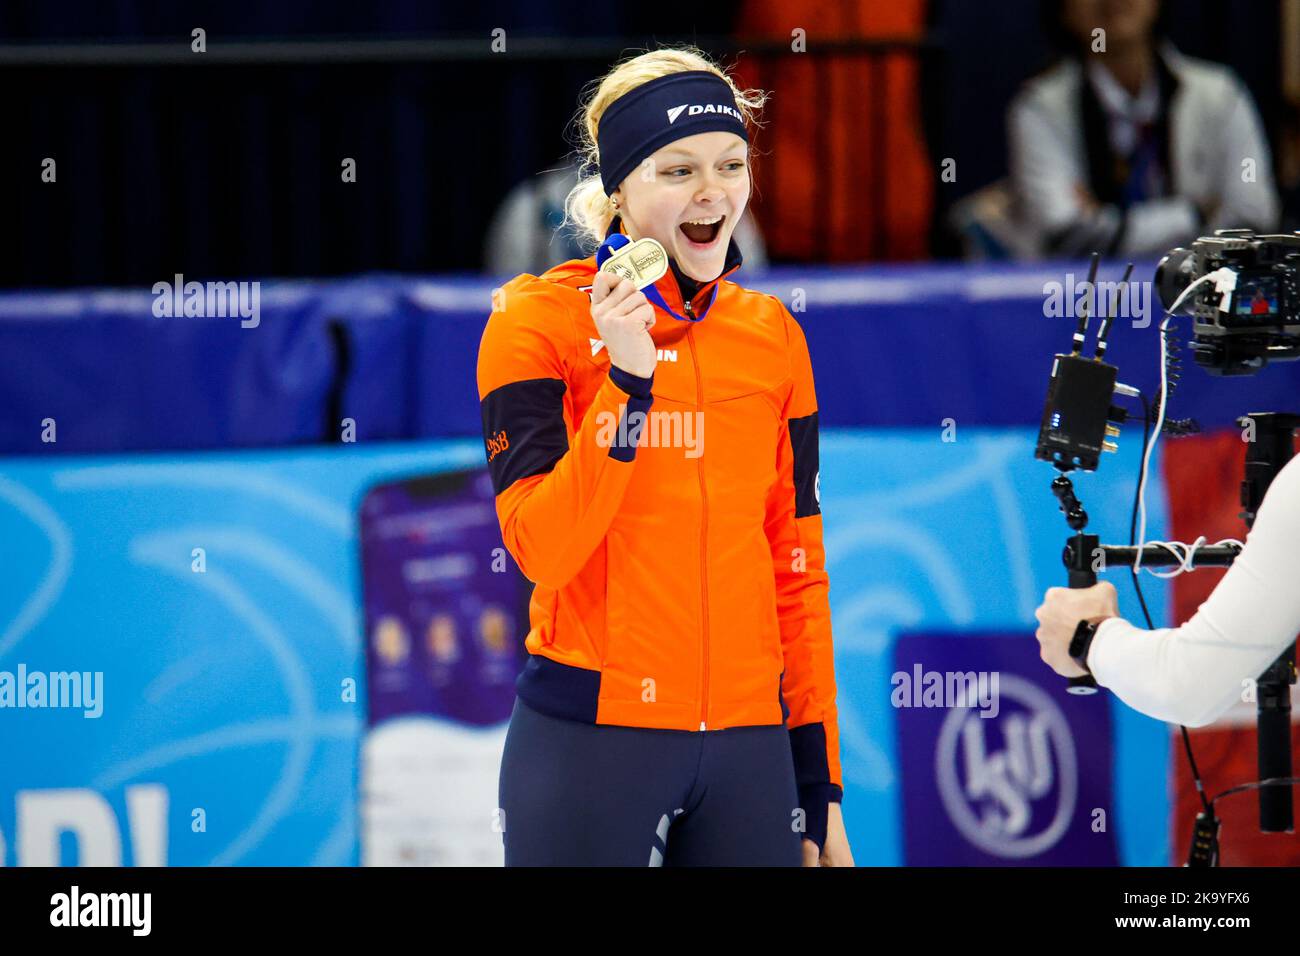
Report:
679,214,726,249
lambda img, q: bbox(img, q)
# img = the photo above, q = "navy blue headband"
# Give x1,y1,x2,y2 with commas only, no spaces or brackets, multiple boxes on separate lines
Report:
597,70,749,196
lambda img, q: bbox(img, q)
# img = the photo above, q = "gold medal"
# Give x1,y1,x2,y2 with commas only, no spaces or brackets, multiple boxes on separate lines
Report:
599,237,668,290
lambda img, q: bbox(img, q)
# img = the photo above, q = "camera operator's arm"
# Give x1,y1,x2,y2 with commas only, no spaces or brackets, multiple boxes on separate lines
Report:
1039,455,1300,727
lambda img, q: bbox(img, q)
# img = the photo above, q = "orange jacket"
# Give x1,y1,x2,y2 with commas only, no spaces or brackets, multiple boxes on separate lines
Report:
477,219,843,813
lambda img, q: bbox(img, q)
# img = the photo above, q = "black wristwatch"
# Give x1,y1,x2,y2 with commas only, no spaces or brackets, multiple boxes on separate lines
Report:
1068,619,1102,675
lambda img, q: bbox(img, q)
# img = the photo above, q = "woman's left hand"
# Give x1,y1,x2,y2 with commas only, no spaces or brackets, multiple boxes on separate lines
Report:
802,802,854,866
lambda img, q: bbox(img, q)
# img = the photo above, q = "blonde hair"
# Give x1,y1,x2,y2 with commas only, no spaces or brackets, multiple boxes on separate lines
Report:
561,46,770,251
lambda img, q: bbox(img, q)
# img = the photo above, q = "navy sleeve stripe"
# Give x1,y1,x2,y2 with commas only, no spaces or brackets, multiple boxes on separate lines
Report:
789,720,831,790
789,720,840,852
480,377,568,495
608,364,654,399
788,410,820,518
607,394,654,463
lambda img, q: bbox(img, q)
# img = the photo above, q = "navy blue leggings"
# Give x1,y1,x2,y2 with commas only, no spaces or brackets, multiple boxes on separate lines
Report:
498,698,803,866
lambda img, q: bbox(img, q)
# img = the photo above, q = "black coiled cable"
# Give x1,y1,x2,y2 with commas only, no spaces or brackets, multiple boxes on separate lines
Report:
1158,317,1201,436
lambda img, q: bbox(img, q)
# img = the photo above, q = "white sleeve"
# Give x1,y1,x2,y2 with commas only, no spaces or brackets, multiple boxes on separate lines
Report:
1114,197,1201,257
1206,76,1280,233
1008,92,1117,255
1087,453,1300,727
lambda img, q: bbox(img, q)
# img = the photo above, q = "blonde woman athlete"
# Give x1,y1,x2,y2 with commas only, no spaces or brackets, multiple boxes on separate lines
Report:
478,47,852,866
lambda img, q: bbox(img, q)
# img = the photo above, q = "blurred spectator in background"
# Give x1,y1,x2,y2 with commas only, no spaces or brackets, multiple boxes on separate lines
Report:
484,157,769,276
1006,0,1278,258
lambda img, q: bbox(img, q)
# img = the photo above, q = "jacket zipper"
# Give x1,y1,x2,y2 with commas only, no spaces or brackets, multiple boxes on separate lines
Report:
670,262,738,324
671,273,740,731
686,322,709,731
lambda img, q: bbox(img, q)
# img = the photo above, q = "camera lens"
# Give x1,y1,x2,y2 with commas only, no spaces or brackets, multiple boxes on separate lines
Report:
1155,248,1195,311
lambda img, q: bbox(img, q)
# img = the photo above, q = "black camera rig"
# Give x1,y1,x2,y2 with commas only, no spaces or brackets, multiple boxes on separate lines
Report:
1034,238,1300,864
1156,229,1300,375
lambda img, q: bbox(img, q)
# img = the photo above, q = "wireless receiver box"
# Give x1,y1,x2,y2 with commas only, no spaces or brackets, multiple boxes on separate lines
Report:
1035,353,1119,472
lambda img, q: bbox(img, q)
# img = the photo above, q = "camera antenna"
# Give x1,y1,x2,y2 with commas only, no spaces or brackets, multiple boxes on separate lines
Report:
1095,262,1134,362
1071,252,1100,355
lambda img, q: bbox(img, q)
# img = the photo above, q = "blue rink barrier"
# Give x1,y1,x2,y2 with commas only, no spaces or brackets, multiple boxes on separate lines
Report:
0,429,1171,866
3,262,1299,455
